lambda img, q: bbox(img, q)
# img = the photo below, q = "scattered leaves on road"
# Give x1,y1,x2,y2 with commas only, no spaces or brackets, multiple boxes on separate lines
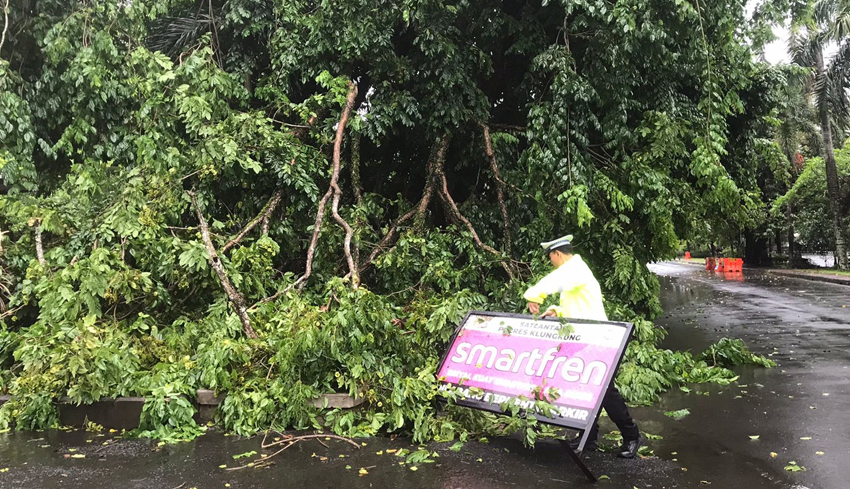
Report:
664,409,691,420
232,451,256,460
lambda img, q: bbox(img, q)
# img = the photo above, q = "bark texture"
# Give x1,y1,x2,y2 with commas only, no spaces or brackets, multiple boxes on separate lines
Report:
189,191,257,338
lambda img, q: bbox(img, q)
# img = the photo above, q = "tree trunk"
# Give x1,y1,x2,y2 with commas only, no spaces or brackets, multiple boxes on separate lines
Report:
189,191,257,339
786,203,797,263
784,148,799,266
743,230,770,267
816,50,848,269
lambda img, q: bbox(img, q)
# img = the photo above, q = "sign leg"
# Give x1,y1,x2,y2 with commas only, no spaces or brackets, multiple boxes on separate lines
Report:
566,443,597,482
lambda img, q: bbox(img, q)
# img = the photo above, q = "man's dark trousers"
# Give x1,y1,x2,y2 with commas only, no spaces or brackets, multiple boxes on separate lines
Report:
586,383,639,442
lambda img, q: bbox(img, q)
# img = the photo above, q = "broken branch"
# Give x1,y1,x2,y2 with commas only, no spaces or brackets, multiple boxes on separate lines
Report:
221,189,283,253
34,221,46,265
438,168,515,280
0,0,8,55
188,190,257,338
480,122,512,255
262,84,359,296
294,84,359,292
329,83,360,288
227,433,360,471
296,190,333,292
359,134,451,273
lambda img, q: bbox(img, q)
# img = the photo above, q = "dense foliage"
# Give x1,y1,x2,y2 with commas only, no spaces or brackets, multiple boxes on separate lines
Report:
774,142,850,252
781,0,850,265
0,0,777,442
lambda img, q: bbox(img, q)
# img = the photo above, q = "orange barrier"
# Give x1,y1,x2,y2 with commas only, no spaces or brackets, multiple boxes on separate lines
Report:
705,257,743,273
726,258,743,273
716,258,743,273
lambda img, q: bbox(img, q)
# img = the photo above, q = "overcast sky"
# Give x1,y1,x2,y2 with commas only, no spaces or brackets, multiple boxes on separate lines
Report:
762,24,793,64
747,0,838,64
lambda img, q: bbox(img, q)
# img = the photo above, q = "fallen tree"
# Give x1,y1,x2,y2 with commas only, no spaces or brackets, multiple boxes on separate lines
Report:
0,0,781,442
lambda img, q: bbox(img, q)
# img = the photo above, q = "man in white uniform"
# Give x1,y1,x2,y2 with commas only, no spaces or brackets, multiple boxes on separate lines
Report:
524,234,642,458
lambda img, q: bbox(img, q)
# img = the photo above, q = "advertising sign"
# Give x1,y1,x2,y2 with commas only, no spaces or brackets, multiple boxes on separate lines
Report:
437,311,634,431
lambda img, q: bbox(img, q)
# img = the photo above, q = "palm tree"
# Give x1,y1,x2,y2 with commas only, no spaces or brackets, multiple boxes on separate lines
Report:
789,0,850,269
775,66,819,264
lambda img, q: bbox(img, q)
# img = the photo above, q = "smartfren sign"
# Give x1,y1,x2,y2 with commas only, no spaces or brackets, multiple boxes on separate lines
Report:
437,312,634,432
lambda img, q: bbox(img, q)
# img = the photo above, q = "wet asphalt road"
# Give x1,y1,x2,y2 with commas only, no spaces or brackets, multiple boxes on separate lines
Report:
0,262,847,489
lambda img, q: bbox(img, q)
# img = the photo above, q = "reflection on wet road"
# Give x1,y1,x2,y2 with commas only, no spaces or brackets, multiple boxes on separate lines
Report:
649,262,850,489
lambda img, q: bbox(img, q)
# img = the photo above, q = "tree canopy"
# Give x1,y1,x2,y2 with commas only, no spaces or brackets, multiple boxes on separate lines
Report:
0,0,780,440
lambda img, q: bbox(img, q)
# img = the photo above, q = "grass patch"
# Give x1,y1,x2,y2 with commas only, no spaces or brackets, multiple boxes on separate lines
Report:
788,269,850,277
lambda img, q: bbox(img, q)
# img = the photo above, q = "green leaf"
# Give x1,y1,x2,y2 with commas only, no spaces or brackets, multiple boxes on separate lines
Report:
664,409,691,420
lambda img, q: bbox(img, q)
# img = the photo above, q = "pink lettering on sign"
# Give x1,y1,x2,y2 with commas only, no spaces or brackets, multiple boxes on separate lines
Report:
438,314,628,412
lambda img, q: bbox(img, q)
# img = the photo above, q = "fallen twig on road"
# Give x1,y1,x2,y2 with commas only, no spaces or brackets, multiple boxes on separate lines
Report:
225,432,360,471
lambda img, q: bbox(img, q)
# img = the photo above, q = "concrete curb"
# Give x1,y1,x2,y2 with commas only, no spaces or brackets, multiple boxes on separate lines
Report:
0,390,364,429
766,269,850,286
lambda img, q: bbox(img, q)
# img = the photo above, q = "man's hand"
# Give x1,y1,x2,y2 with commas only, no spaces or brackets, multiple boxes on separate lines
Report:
527,302,540,315
540,309,557,318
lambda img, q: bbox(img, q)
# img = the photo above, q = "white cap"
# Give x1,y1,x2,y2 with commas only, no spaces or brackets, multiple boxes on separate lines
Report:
540,234,573,253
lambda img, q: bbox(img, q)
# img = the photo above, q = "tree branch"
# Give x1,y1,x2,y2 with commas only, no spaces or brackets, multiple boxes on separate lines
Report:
350,133,364,267
359,134,450,273
293,83,359,292
188,191,257,338
221,189,283,253
0,0,9,55
296,189,333,293
351,133,363,207
329,84,360,288
480,123,512,255
34,221,46,265
437,167,516,280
